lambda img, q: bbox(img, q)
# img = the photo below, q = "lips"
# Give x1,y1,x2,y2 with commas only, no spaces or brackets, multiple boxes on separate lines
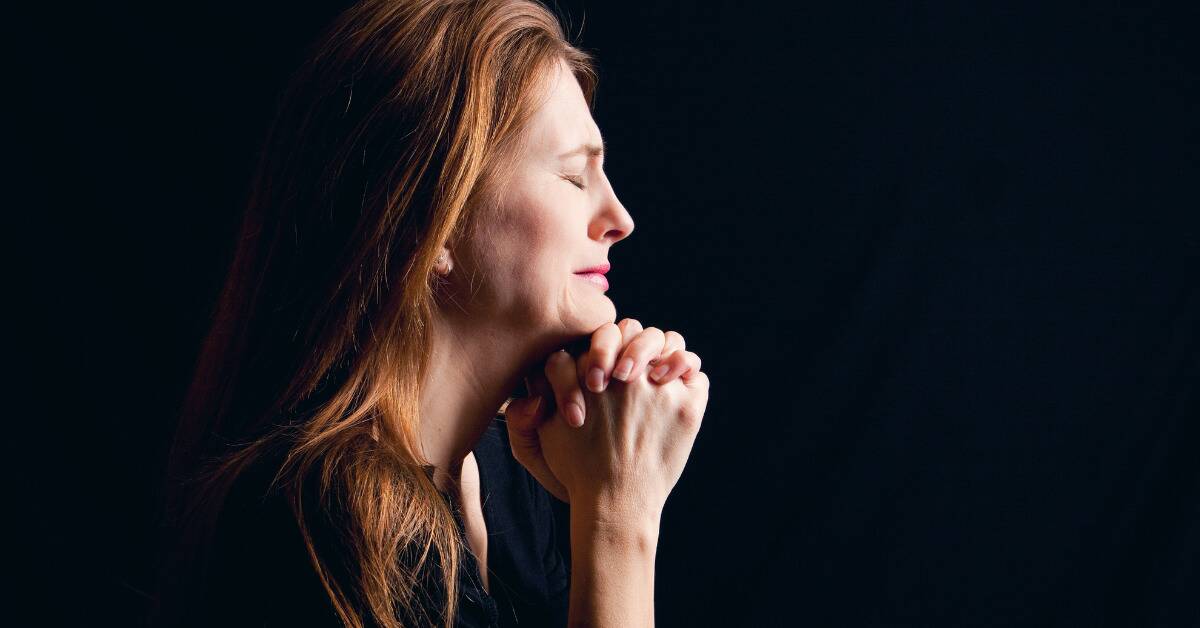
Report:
573,262,611,291
574,262,611,275
574,271,609,291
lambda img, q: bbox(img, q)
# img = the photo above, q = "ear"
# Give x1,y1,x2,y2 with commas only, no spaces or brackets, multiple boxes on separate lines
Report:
434,245,454,275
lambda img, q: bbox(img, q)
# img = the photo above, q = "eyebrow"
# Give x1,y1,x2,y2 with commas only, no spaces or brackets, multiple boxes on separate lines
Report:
557,139,606,160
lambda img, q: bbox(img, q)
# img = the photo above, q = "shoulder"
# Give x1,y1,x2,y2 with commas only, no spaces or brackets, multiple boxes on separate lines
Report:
200,452,343,627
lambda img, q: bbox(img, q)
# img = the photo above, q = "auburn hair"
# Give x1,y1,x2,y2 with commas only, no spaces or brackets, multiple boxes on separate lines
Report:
153,1,595,626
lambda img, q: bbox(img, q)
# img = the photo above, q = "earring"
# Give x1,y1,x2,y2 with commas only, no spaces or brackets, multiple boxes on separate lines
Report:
435,254,452,275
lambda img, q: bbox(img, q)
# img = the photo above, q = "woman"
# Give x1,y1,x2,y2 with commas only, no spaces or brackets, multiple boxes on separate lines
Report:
153,1,709,626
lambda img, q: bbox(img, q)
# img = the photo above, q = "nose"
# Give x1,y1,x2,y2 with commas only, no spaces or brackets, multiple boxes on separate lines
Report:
590,173,635,243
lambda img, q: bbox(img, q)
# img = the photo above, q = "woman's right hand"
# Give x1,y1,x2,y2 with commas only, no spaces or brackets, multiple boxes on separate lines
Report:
534,333,709,522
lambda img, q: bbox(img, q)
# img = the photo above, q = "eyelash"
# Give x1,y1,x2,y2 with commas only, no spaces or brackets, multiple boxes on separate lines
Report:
562,174,586,190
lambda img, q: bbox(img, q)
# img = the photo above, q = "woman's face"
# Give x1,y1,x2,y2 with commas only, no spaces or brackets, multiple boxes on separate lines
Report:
450,59,634,340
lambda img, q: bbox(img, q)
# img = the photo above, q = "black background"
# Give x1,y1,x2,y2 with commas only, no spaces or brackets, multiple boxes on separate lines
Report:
22,1,1198,626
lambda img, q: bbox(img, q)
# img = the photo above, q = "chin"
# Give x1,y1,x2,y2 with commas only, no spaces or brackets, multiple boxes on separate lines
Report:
587,298,618,328
568,298,616,335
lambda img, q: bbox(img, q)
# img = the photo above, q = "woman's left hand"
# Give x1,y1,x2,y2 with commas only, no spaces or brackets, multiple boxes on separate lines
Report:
503,318,700,502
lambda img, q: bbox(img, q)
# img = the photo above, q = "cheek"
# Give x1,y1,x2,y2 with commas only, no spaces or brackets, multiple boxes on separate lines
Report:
495,187,577,273
489,210,548,272
473,180,591,320
505,218,572,297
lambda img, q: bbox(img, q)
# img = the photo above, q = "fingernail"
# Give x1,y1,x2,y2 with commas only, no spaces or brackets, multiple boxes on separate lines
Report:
567,403,585,427
650,363,669,381
587,367,606,392
614,357,634,381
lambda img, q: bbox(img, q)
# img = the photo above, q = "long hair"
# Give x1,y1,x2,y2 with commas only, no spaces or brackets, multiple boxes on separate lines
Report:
152,1,595,625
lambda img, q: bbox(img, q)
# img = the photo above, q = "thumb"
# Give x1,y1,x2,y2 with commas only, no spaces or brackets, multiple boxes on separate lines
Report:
502,395,568,503
504,394,543,431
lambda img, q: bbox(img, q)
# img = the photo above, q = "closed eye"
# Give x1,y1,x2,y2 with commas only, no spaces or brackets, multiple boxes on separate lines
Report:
561,174,586,190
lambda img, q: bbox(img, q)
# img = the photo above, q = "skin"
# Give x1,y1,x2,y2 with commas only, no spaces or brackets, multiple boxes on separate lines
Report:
418,56,635,490
421,58,709,624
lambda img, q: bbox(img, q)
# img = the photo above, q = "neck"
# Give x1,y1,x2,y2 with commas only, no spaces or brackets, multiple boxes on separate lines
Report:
419,311,552,494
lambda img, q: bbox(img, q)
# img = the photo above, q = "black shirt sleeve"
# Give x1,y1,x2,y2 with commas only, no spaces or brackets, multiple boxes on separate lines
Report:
470,416,572,627
530,468,571,625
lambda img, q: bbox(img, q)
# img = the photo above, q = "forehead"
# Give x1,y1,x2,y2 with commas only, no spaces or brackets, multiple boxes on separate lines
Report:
523,60,603,157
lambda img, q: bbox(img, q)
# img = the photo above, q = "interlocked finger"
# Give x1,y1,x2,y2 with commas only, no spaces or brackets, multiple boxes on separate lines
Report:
544,350,587,428
612,326,666,382
649,349,701,384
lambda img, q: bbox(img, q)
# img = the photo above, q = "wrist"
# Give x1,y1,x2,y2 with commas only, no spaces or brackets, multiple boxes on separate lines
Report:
566,504,659,628
570,501,661,555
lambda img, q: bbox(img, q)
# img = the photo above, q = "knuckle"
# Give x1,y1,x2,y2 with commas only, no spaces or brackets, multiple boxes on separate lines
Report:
676,402,704,431
633,329,664,350
545,353,572,378
620,322,643,344
593,323,621,345
592,328,622,355
597,322,621,335
641,376,666,400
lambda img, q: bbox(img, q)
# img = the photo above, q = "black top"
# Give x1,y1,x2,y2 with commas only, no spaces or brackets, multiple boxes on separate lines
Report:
196,416,570,627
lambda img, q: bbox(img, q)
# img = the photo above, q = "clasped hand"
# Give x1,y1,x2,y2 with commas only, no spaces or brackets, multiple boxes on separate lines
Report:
503,318,709,518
